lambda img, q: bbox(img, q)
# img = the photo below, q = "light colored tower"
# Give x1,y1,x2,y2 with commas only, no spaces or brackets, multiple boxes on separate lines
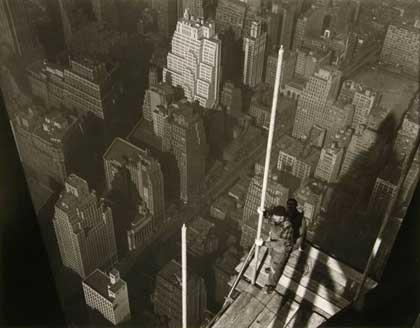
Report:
243,20,267,88
163,10,221,109
53,174,118,278
315,142,344,183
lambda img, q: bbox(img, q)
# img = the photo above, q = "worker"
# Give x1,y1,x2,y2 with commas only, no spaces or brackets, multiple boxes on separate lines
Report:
286,198,306,251
261,205,294,294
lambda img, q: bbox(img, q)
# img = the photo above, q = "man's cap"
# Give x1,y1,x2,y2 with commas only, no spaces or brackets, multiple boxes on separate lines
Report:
271,205,286,217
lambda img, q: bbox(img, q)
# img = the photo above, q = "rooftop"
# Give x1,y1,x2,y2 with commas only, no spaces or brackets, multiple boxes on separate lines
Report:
158,259,197,287
104,137,154,165
277,134,321,165
84,269,126,303
32,110,78,145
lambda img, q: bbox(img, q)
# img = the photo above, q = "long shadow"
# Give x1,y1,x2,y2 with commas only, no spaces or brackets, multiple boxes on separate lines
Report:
270,114,400,327
107,166,143,258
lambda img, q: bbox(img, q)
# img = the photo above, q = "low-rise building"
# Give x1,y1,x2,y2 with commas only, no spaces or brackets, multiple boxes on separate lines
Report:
83,269,131,325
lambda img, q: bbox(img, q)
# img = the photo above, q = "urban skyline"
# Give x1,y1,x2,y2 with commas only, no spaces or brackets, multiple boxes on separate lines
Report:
0,0,419,327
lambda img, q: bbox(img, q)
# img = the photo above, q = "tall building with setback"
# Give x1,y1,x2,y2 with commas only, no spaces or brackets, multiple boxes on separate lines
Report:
12,106,82,187
63,57,117,120
292,66,342,139
104,138,165,226
163,11,221,108
167,100,208,203
243,21,267,88
215,0,247,38
315,142,344,183
83,268,130,325
0,0,38,57
152,0,177,37
153,259,207,328
53,174,118,278
380,24,420,76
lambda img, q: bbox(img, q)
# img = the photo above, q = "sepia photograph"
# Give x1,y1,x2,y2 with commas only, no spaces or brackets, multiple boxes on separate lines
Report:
0,0,420,327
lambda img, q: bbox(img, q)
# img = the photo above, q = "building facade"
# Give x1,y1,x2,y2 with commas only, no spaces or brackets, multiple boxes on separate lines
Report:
166,100,208,203
380,24,420,76
12,106,82,188
83,268,131,325
104,137,165,226
292,67,342,139
63,57,116,120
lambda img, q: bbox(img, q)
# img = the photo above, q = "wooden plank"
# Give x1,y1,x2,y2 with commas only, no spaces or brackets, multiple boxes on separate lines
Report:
305,312,327,328
212,293,254,328
267,300,300,328
281,264,350,308
230,295,269,328
302,245,377,288
255,254,348,311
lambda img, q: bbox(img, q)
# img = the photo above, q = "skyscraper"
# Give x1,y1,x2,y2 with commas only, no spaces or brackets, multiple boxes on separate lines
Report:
153,259,207,328
243,20,267,88
0,0,38,57
166,100,208,203
104,137,165,226
163,11,221,108
53,174,118,278
292,66,342,139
